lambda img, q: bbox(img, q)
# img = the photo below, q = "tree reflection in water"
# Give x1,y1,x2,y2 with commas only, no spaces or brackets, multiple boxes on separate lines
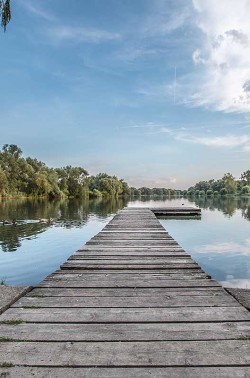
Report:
0,196,250,253
0,197,128,252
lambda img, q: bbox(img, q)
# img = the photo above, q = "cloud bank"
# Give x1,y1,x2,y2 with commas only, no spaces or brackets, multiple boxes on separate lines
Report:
191,0,250,113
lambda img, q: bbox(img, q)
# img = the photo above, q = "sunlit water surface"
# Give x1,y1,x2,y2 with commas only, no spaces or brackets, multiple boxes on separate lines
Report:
0,196,249,288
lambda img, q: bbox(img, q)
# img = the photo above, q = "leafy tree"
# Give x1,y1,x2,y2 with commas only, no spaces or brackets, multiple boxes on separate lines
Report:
241,185,250,195
222,173,237,194
241,170,250,185
120,180,131,197
0,167,8,195
1,0,11,31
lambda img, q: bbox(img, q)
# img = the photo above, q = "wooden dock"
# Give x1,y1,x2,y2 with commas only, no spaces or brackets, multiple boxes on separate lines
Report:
151,207,201,217
0,207,249,377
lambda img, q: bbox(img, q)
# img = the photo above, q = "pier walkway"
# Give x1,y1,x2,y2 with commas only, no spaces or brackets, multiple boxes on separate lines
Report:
0,207,249,377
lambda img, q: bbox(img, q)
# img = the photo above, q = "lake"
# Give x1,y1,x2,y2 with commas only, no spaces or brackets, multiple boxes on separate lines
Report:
0,196,249,288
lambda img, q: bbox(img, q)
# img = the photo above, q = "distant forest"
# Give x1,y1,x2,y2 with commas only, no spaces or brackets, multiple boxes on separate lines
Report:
0,144,249,199
0,144,178,199
186,171,250,197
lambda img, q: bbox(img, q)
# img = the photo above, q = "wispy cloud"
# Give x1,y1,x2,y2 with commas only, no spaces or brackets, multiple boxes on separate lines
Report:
190,0,250,112
141,0,190,37
19,0,57,22
122,121,250,151
46,26,121,44
176,134,250,150
120,122,167,130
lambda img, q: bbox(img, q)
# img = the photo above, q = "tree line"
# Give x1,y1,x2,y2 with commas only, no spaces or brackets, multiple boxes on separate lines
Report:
0,144,131,199
185,172,250,197
1,144,249,199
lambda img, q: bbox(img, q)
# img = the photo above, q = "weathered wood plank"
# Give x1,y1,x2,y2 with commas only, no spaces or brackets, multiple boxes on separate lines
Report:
74,251,188,257
67,258,194,264
0,322,249,341
92,235,173,240
0,340,249,366
29,287,224,297
1,306,248,323
52,268,205,275
86,241,179,246
47,272,208,280
39,278,217,288
78,246,184,250
13,293,239,308
100,230,168,233
60,264,200,270
0,367,249,378
104,226,165,229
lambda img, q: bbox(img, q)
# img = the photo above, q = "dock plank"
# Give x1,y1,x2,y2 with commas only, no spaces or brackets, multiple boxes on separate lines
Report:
29,287,224,297
0,367,249,378
1,306,248,323
1,322,249,341
13,293,240,307
38,277,218,287
0,340,249,366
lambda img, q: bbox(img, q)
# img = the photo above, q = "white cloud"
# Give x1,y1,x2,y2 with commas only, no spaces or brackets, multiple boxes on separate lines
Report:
176,134,250,149
121,122,164,130
191,0,250,112
47,26,121,44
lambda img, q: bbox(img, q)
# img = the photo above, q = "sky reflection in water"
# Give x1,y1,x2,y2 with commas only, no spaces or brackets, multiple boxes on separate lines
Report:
0,196,250,288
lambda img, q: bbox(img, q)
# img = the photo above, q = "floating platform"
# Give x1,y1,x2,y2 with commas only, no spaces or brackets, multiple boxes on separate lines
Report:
0,207,249,377
151,207,201,217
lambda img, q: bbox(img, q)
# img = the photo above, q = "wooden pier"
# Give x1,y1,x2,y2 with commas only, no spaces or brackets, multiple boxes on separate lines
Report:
0,207,249,377
151,207,201,217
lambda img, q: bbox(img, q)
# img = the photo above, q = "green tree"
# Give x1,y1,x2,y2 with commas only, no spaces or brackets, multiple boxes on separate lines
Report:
222,173,237,194
241,185,250,195
56,166,88,197
0,144,23,193
241,170,250,185
0,167,8,195
1,0,11,31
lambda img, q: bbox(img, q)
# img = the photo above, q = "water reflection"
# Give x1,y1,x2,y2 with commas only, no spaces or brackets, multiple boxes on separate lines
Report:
1,196,250,254
187,195,250,220
0,196,250,287
129,195,250,220
0,223,47,252
0,197,128,252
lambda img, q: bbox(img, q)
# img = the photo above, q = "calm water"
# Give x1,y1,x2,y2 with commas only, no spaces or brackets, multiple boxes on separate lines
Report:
0,196,249,288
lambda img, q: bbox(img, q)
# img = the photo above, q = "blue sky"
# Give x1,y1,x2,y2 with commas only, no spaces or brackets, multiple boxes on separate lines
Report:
1,0,250,189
